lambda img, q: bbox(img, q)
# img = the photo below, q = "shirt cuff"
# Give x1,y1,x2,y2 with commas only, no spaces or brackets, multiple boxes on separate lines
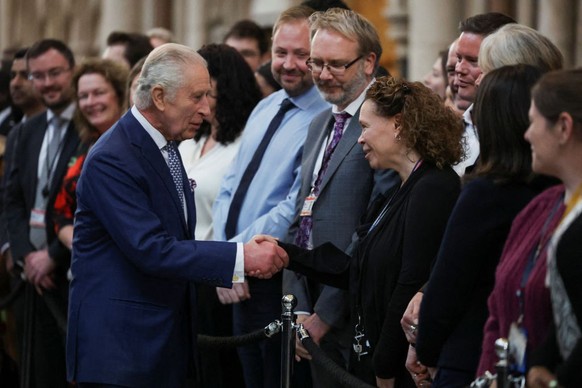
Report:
233,242,245,283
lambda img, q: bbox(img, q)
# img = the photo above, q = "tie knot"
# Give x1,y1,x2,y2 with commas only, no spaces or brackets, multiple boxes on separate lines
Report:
333,112,351,124
165,141,178,152
279,98,295,113
51,115,64,129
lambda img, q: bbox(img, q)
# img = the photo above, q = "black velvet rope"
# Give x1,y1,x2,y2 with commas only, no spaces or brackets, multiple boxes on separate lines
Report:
197,327,276,349
301,336,376,388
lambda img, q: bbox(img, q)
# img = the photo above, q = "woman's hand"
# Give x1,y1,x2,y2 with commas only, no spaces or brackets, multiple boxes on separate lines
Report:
401,292,423,343
527,366,559,388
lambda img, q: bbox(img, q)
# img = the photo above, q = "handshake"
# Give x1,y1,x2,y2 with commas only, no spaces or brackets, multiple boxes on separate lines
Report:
243,235,289,279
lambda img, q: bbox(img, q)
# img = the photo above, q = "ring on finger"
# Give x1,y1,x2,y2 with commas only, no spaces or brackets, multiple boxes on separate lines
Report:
409,323,417,333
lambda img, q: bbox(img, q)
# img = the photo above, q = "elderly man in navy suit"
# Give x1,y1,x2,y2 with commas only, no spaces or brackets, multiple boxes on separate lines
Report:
66,43,288,388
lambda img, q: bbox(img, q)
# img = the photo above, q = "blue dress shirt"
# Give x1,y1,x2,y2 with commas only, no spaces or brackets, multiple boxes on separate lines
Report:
213,86,329,242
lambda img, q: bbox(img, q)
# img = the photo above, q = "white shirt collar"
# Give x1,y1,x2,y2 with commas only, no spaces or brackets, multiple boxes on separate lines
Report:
131,105,168,151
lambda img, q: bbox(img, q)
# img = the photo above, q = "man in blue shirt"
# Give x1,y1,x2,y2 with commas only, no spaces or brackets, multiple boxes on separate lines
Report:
212,5,329,388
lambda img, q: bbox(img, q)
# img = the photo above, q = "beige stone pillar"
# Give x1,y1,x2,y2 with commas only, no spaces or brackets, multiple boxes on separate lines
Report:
576,0,582,66
173,0,205,50
538,0,576,67
464,0,487,19
516,0,536,26
97,0,145,55
408,0,463,81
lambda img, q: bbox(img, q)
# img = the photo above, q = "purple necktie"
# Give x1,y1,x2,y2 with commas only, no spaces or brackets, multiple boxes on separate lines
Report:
295,112,351,248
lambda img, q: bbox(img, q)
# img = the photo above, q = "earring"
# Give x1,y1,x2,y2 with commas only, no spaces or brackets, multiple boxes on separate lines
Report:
395,132,401,142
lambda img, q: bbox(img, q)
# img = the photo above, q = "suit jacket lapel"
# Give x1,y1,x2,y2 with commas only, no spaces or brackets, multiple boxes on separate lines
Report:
26,116,48,201
319,109,362,193
124,113,190,234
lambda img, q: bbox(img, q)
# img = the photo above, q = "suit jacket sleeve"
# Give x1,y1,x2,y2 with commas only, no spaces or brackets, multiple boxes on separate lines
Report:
5,124,36,264
0,124,21,250
79,147,236,285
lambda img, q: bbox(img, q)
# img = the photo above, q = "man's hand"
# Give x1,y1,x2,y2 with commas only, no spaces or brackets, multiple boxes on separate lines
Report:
294,312,330,361
24,249,56,292
401,292,423,343
243,237,288,279
527,366,559,388
405,344,431,387
294,314,312,361
216,281,251,304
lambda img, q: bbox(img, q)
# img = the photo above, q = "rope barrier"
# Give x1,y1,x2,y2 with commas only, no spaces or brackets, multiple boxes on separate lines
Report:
298,327,376,388
198,320,280,349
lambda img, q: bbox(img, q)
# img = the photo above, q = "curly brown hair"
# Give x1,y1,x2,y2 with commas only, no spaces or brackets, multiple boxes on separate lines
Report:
365,76,464,168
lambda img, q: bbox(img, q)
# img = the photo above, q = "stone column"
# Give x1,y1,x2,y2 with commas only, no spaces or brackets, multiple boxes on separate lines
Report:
408,0,463,81
538,0,576,67
576,0,582,66
516,0,536,26
463,0,487,19
97,0,145,54
173,0,206,50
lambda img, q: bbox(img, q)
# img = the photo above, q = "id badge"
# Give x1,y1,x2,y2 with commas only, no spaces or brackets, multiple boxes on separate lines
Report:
300,195,316,217
509,322,528,373
29,208,46,228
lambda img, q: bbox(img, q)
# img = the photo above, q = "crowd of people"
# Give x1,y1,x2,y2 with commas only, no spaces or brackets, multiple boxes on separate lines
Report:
0,1,580,388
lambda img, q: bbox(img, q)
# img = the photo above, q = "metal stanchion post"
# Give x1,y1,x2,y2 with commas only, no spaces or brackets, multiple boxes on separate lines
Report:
280,294,297,388
495,338,510,388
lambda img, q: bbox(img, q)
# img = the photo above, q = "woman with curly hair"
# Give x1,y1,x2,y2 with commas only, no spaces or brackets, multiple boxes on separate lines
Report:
414,65,548,388
265,76,463,387
179,43,262,240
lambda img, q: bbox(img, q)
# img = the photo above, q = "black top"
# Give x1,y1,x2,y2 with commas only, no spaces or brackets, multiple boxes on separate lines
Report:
416,177,539,374
530,211,582,387
285,161,460,381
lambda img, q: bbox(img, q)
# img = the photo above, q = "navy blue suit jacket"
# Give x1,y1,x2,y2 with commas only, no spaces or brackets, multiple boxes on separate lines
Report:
66,111,237,387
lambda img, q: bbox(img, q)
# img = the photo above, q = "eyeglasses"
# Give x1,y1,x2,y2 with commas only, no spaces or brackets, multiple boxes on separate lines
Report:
306,55,363,76
28,67,71,82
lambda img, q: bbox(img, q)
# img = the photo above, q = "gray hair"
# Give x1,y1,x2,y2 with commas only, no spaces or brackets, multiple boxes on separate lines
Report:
479,24,563,74
134,43,207,110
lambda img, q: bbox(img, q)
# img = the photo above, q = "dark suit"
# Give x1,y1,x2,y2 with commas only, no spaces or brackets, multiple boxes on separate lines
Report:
66,111,237,387
284,107,398,383
5,110,80,388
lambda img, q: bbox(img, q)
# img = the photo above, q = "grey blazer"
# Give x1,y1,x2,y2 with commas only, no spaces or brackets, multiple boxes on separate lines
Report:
284,107,398,329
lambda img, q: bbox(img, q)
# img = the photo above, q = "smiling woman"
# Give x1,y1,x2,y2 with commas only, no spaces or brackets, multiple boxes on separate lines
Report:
52,58,128,250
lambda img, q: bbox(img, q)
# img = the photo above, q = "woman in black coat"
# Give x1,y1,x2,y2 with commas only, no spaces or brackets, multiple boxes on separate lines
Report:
272,77,463,387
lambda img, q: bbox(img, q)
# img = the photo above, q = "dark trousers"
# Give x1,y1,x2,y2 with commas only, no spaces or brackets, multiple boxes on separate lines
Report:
22,284,68,388
233,276,282,388
432,367,475,388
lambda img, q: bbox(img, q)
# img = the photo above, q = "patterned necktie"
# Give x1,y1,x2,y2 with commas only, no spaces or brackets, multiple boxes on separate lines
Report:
165,141,185,209
30,115,65,249
224,98,296,239
295,112,351,249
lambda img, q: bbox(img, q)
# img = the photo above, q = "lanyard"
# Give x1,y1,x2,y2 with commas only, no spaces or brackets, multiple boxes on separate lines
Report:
516,196,563,318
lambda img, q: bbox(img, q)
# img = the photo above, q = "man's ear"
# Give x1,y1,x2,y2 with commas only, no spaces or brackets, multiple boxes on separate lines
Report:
151,85,165,111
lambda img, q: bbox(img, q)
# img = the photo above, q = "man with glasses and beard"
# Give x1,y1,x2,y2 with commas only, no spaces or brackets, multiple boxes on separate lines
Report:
284,7,398,387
